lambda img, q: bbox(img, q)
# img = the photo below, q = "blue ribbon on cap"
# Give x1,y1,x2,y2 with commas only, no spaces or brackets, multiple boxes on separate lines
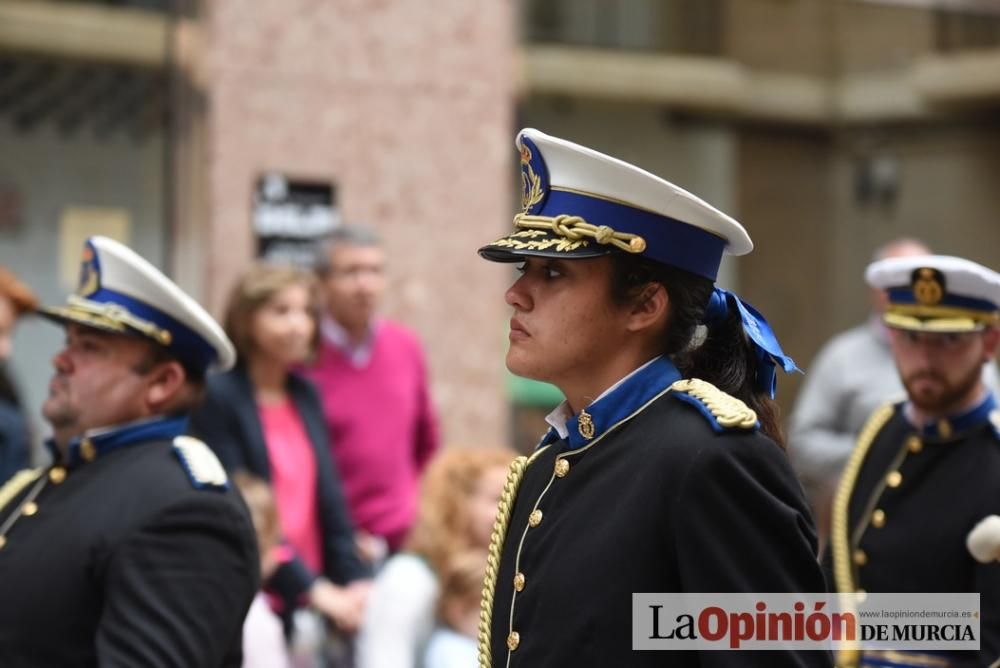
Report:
705,288,800,399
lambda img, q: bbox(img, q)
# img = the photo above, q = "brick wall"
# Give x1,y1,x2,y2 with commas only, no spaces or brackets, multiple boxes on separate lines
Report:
188,0,516,447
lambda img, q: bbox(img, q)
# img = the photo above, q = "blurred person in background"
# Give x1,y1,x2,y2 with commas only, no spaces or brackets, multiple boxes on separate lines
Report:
828,254,1000,667
788,238,999,546
0,266,37,483
188,264,372,648
307,225,440,563
0,236,258,666
476,129,829,666
233,471,292,668
422,549,486,668
356,446,513,668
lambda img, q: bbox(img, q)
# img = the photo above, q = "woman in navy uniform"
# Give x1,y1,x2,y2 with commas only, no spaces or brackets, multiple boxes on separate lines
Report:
476,129,832,667
829,255,1000,667
0,236,259,667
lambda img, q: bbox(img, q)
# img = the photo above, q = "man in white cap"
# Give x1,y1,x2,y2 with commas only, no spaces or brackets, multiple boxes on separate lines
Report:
829,254,1000,667
0,237,259,666
477,129,830,666
789,239,1000,547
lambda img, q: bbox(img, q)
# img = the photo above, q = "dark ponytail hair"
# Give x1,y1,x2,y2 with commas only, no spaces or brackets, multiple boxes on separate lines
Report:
609,253,785,447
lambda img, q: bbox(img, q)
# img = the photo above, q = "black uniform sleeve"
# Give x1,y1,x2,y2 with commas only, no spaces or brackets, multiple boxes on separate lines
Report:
95,494,259,668
673,433,834,667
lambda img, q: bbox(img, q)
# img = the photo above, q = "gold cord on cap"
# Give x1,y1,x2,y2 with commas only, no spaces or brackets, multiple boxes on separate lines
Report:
513,214,646,254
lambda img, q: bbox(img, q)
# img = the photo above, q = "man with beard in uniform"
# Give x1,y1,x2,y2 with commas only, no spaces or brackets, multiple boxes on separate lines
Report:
829,254,1000,667
0,236,259,667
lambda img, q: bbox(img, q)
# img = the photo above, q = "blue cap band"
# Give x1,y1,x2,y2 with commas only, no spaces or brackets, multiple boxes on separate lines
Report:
538,189,727,280
84,287,218,372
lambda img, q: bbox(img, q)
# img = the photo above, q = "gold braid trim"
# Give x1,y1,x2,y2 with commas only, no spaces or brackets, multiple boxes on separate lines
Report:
886,303,1000,323
883,312,995,333
478,454,530,668
512,213,647,254
47,296,173,345
670,378,757,429
830,403,894,668
0,468,43,513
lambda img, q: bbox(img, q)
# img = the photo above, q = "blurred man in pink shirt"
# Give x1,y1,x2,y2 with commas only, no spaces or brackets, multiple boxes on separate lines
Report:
306,225,440,562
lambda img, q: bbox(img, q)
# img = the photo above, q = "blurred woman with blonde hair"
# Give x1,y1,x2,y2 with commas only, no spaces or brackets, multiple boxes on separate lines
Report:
0,267,37,483
188,263,371,639
357,445,514,668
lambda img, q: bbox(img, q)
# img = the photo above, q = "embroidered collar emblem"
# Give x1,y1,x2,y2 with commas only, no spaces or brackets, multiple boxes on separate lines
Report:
578,409,596,440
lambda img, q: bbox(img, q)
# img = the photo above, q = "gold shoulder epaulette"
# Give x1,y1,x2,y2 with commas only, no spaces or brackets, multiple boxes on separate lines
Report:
0,468,44,513
670,378,758,430
172,435,228,491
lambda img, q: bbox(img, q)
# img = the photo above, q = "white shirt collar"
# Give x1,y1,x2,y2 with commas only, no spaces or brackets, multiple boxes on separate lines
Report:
321,315,378,367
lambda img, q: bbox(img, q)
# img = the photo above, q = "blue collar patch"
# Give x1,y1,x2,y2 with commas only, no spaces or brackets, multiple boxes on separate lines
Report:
908,392,998,440
49,416,190,469
539,357,682,451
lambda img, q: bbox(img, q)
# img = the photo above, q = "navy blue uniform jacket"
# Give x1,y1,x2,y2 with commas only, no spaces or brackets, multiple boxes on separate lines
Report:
828,398,1000,667
487,358,833,667
0,419,259,667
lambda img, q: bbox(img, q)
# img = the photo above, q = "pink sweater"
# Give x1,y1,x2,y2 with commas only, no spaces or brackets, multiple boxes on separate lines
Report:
304,320,439,549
